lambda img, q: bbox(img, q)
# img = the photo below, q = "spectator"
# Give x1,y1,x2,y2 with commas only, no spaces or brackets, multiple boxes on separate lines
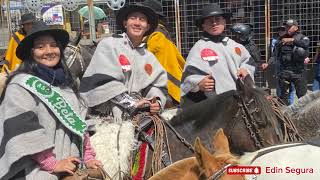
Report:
143,0,185,106
2,13,35,73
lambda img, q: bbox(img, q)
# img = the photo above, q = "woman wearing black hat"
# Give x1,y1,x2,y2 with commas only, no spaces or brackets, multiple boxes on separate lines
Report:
80,3,167,121
180,3,256,107
0,21,101,179
2,13,36,73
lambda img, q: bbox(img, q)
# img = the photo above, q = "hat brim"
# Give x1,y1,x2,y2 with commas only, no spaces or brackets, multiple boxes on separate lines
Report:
116,4,158,36
195,12,232,28
16,29,69,60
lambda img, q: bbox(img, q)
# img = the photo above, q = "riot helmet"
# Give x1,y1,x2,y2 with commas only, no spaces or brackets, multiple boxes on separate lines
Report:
231,23,253,43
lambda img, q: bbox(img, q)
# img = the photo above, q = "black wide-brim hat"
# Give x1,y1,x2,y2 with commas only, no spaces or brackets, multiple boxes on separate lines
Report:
16,21,69,60
116,3,158,36
143,0,165,17
195,3,232,28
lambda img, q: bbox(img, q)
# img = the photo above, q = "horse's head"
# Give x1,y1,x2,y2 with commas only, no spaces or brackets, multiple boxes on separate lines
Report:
149,130,243,180
231,76,283,153
64,35,96,79
236,76,256,101
194,129,244,180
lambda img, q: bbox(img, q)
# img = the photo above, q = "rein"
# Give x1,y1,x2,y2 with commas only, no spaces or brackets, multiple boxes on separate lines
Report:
162,117,195,153
206,164,234,180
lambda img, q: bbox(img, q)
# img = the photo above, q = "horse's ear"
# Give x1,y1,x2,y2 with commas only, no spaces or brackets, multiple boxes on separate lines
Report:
195,137,218,177
70,32,82,46
194,137,206,167
243,75,255,88
212,128,231,155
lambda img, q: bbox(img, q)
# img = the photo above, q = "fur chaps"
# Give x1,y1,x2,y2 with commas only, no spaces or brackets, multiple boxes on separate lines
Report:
90,119,136,179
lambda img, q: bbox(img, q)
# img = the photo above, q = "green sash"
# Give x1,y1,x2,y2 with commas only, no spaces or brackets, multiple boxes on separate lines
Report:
18,74,87,160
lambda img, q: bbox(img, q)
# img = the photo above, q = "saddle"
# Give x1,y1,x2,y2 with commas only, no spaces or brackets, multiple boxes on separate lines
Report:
62,167,108,180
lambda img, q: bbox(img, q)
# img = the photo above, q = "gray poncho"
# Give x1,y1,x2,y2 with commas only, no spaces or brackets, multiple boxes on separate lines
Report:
181,37,255,97
0,74,87,180
80,33,167,120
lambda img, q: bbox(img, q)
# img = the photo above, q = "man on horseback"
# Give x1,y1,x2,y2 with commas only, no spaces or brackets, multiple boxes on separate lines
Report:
180,3,255,107
79,3,168,178
80,2,167,121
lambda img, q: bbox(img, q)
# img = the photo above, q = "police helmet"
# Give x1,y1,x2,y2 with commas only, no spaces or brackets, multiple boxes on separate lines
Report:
231,23,253,42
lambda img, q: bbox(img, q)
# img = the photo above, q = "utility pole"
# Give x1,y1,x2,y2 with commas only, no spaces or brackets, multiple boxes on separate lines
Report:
87,0,96,41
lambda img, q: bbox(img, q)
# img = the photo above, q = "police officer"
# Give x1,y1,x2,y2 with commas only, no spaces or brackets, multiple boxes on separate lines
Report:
276,19,310,105
180,3,255,107
231,23,261,84
231,23,261,66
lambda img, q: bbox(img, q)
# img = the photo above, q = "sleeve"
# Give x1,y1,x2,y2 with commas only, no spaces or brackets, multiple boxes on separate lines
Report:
32,149,57,173
293,34,310,49
83,133,96,162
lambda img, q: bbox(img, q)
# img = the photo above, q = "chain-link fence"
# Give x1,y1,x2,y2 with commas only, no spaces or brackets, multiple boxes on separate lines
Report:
1,0,320,88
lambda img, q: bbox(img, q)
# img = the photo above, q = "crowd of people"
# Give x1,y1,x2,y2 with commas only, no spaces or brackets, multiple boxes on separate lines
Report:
0,0,314,179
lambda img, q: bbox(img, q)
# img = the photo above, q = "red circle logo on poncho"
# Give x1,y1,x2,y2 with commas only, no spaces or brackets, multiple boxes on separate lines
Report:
145,64,153,76
119,54,131,72
201,48,219,61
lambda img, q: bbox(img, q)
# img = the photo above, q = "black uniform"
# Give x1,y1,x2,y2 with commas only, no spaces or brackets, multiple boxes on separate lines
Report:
276,32,309,104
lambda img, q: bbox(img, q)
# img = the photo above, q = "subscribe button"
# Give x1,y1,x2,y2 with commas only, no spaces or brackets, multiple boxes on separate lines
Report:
227,166,261,175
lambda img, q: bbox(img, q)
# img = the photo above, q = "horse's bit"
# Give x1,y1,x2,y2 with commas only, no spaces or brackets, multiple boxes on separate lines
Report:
236,96,264,149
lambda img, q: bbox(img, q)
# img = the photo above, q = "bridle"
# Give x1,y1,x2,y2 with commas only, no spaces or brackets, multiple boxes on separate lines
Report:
206,163,234,180
65,44,85,75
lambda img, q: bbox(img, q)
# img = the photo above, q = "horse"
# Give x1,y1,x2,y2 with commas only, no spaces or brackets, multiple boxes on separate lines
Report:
282,91,320,139
165,76,301,162
151,128,320,180
149,130,244,180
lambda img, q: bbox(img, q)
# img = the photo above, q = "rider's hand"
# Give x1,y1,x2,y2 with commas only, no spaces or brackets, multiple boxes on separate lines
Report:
134,99,151,109
149,98,161,114
304,57,310,64
85,159,102,169
198,74,215,92
261,63,269,70
237,68,249,79
53,157,80,175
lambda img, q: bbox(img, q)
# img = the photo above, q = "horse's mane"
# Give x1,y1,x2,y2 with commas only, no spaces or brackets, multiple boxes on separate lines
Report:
244,86,278,127
171,90,238,126
172,82,278,128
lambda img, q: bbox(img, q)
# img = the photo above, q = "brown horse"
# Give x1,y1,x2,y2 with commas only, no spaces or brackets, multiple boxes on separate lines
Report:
149,129,244,180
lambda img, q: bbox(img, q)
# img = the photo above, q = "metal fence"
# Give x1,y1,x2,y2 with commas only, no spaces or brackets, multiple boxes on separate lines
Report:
1,0,320,88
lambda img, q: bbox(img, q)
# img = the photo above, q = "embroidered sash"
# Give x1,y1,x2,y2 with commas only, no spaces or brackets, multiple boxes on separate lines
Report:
18,74,87,159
